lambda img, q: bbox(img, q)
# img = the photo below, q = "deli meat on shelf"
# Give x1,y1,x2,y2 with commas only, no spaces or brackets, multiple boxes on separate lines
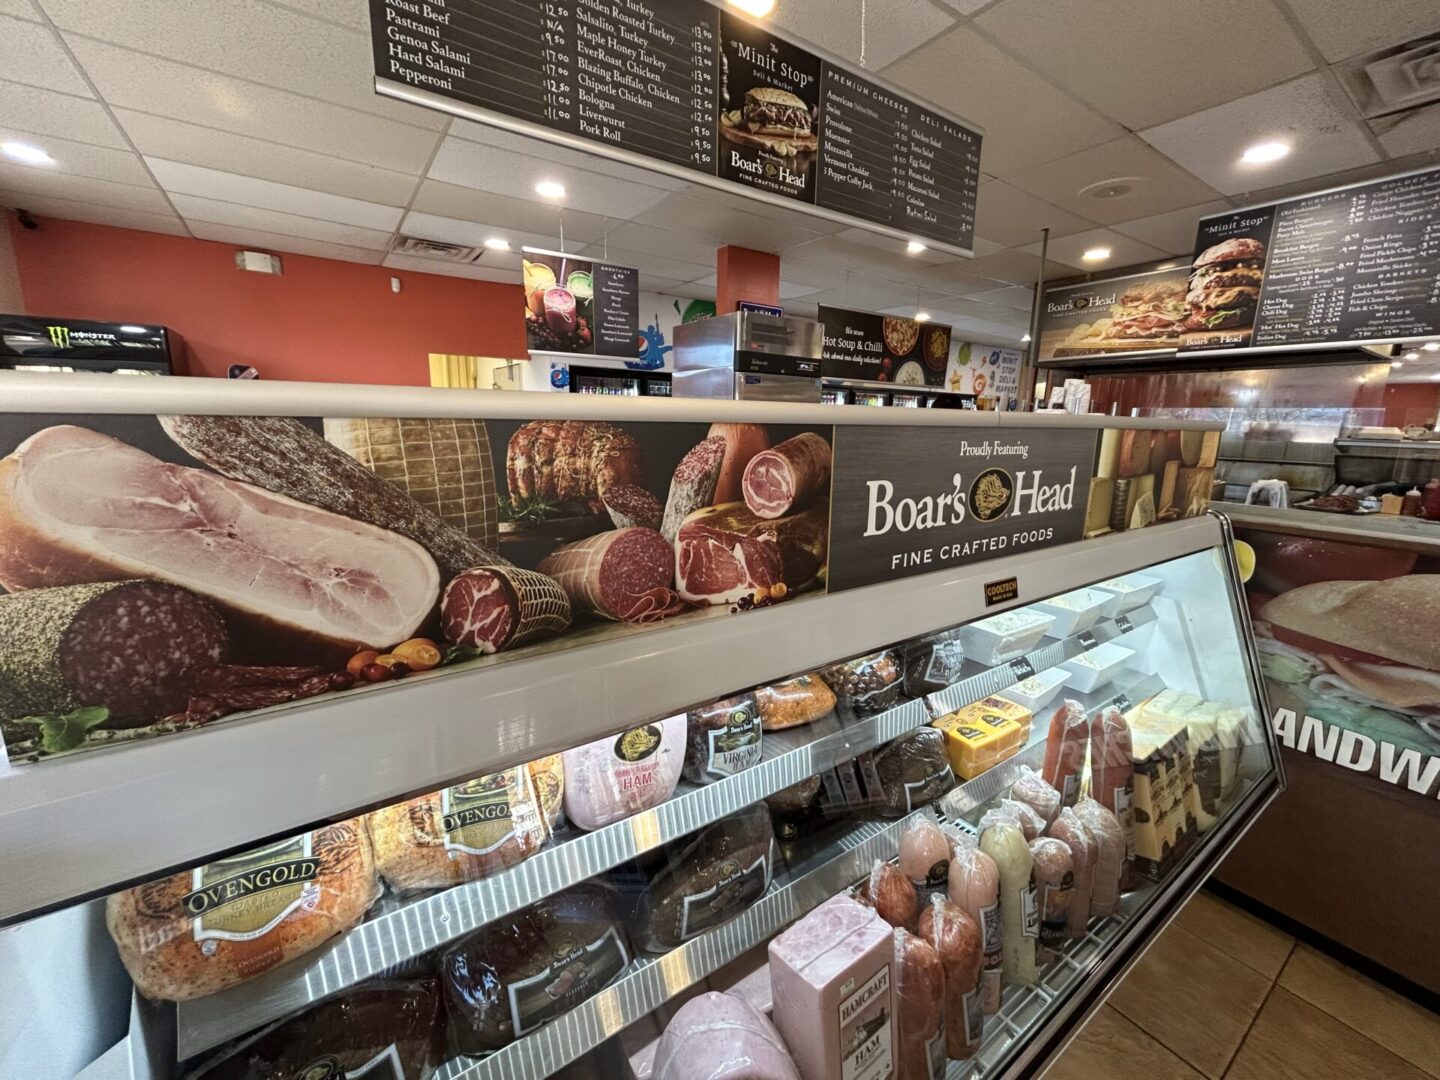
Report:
1074,798,1124,918
1047,808,1098,939
742,432,832,520
562,714,686,831
980,819,1037,987
917,896,984,1060
505,419,645,516
441,565,571,653
539,527,683,623
948,844,1002,1015
893,928,945,1080
0,425,440,662
652,991,800,1080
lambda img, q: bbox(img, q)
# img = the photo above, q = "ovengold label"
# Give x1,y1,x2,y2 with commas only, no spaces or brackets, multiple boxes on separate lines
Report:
441,770,522,858
827,426,1096,592
186,835,319,942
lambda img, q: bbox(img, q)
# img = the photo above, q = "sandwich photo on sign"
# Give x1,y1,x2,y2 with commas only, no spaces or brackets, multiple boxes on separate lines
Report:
1179,207,1276,352
1039,268,1190,361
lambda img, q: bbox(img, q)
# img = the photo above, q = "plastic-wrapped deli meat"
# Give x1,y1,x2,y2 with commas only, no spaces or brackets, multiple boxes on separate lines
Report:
187,980,445,1079
755,673,836,731
653,991,800,1080
893,929,946,1080
857,859,918,931
869,728,954,818
899,817,952,904
1089,705,1136,890
634,805,776,952
683,692,763,784
917,896,984,1060
1029,838,1074,962
765,775,822,816
948,845,1001,1015
900,629,965,698
1042,699,1089,808
997,798,1047,841
1009,765,1062,826
563,714,686,831
818,651,904,717
1074,799,1125,919
979,821,1038,987
442,883,630,1054
1047,809,1098,939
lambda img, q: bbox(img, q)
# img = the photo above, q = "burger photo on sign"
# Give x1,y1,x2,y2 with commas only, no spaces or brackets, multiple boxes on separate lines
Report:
1183,238,1266,347
720,87,819,158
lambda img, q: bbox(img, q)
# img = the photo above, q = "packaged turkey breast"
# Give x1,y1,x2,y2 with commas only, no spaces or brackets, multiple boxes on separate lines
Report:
683,692,763,784
898,816,952,904
918,896,984,1059
894,928,946,1080
186,980,444,1079
441,883,631,1054
652,991,800,1080
107,820,379,1002
563,714,686,831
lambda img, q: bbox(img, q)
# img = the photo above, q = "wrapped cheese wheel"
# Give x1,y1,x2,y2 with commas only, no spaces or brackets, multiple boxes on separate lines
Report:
563,714,686,831
653,991,799,1080
979,820,1038,987
894,929,946,1080
1029,837,1074,962
1074,798,1125,918
1048,808,1098,939
898,816,952,903
917,896,984,1060
1009,765,1061,826
1041,699,1089,807
1089,705,1136,890
997,798,1046,841
858,859,918,931
948,844,1002,1015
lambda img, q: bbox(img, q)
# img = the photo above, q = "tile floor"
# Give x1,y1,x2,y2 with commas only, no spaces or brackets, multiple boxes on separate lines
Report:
1042,889,1440,1080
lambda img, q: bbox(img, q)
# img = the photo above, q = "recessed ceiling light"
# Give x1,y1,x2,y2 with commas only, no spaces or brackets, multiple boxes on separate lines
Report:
118,325,148,334
484,237,511,251
915,312,931,323
1021,333,1032,343
1424,342,1440,352
1,141,54,166
1241,140,1290,165
534,180,566,200
1081,247,1111,262
906,240,927,255
1404,351,1421,360
726,0,776,16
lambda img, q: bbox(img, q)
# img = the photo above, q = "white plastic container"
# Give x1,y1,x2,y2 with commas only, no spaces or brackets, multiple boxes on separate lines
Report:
1034,589,1110,638
957,609,1055,666
1059,643,1134,693
1003,667,1071,713
1091,575,1162,614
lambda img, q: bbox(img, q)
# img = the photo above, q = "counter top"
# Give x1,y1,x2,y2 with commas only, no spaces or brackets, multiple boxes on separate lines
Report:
1215,501,1440,551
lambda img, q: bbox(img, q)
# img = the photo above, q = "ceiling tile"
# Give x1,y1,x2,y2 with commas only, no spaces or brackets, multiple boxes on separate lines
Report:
975,0,1314,129
0,163,168,212
1019,227,1170,274
170,192,395,250
64,38,443,174
400,211,558,256
885,26,1124,178
0,15,93,97
45,0,443,130
935,246,1043,286
0,129,150,186
186,220,384,264
833,227,953,265
935,0,993,15
1112,200,1231,256
428,135,675,220
959,284,1033,310
381,253,519,284
1282,0,1437,63
687,272,827,300
1370,102,1440,160
629,192,827,251
449,120,688,193
112,109,420,206
267,0,368,33
974,179,1096,247
637,278,692,296
781,235,992,293
574,246,713,283
0,82,127,149
145,158,404,230
409,180,614,245
585,221,718,268
1140,74,1381,197
684,184,849,233
769,0,957,71
1005,136,1223,226
0,194,187,235
0,0,39,20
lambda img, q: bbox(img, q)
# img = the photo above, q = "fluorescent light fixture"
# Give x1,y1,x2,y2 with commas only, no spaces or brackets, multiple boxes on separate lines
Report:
727,0,776,16
483,237,511,251
906,240,927,255
1241,140,1290,165
1081,246,1111,262
118,325,148,334
915,312,931,322
534,180,566,200
1,141,54,166
1424,342,1440,352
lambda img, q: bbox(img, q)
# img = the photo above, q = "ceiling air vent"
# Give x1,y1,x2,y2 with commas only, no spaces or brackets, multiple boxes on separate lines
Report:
389,235,484,263
1336,33,1440,119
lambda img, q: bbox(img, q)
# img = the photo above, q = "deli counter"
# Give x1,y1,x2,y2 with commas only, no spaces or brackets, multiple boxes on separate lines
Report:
0,375,1281,1080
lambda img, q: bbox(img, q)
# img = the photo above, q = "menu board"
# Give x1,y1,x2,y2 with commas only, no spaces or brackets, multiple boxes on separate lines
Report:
1181,165,1440,354
819,305,952,387
522,247,639,358
1037,267,1191,364
370,0,982,253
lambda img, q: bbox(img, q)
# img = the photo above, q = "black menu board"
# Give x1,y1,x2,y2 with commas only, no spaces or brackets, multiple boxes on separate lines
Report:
819,305,953,387
370,0,983,253
1180,165,1440,354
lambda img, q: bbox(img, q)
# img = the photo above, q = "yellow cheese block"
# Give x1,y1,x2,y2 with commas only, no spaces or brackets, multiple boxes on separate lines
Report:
932,697,1033,779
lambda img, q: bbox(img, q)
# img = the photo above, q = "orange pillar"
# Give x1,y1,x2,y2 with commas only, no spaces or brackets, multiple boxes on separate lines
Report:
716,245,780,314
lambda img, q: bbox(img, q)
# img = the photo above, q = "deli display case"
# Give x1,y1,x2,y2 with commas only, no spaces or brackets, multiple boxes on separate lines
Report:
0,375,1280,1080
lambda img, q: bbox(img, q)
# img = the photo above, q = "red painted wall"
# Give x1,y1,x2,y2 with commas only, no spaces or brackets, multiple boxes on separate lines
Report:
716,244,780,314
1384,382,1440,429
6,216,526,384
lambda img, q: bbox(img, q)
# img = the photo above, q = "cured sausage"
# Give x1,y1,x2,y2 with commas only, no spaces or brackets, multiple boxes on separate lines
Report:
441,566,571,653
893,929,946,1080
1041,699,1088,807
1089,705,1136,889
1047,808,1098,939
1029,837,1074,961
661,437,726,543
1074,798,1125,919
918,896,984,1060
742,432,832,519
948,844,1002,1015
859,859,918,931
602,483,663,531
899,816,952,904
538,527,683,623
979,820,1037,987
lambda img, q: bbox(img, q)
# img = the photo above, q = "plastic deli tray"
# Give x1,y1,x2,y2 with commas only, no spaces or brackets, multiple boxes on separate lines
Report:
1034,589,1111,638
1059,643,1135,693
957,608,1056,666
1091,575,1163,614
1002,667,1071,713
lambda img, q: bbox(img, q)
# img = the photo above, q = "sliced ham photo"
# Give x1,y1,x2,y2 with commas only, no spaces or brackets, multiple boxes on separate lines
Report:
538,526,683,623
742,432,832,519
0,425,441,661
675,500,829,607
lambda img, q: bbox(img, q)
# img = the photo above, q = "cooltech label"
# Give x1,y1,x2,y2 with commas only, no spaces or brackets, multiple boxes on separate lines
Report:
826,426,1097,592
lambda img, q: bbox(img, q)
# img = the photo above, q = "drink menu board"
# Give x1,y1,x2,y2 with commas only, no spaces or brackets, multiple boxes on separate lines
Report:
1181,165,1440,354
370,0,983,253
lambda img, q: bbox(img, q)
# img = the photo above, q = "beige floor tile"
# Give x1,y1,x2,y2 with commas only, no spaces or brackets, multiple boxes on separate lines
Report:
1171,891,1294,980
1107,922,1271,1078
1226,987,1432,1080
1279,944,1440,1080
1040,1006,1206,1080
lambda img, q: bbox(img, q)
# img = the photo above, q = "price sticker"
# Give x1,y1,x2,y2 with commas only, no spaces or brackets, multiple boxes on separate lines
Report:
1112,693,1132,713
1115,614,1135,635
1077,631,1099,650
1009,657,1036,681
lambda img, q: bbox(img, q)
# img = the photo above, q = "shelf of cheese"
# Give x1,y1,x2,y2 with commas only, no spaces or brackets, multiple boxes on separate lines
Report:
174,607,1160,1057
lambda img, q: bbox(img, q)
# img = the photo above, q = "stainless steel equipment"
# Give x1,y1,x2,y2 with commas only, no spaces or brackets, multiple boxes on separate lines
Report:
672,311,823,402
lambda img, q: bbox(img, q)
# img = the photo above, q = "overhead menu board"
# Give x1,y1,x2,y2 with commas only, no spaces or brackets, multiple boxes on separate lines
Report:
1181,165,1440,355
370,0,982,254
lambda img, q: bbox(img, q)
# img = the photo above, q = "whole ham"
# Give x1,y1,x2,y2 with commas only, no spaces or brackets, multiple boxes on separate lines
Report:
675,500,828,606
538,527,683,622
0,425,440,661
1074,798,1125,919
562,714,686,830
653,991,800,1080
1047,808,1098,939
742,432,832,519
441,566,571,653
948,844,1002,1016
894,928,946,1080
506,420,645,515
918,896,984,1060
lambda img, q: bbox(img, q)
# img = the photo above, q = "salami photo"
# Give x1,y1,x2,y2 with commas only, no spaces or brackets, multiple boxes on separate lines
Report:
0,413,833,764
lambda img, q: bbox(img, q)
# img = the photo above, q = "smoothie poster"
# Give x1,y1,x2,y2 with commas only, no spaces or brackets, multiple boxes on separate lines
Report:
521,247,640,360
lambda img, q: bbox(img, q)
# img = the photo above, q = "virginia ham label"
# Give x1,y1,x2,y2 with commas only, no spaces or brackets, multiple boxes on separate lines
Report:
826,427,1097,593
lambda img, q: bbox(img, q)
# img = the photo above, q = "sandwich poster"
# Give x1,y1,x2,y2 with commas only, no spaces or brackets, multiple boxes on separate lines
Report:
1240,530,1440,803
522,248,640,360
1178,208,1274,353
1037,267,1191,362
718,12,821,203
